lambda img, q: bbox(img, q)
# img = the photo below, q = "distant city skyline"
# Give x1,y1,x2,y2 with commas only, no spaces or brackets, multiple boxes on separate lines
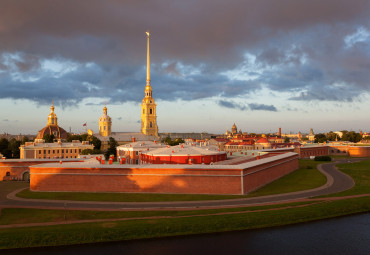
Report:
1,1,370,135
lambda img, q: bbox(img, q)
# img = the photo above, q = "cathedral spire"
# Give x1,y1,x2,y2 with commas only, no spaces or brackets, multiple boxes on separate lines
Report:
146,31,150,86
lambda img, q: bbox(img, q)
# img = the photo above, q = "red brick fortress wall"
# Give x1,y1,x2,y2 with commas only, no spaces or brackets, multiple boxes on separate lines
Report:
242,153,299,194
0,159,84,181
30,152,299,195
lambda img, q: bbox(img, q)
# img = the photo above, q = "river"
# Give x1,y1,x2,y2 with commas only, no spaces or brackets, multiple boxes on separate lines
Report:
3,213,370,255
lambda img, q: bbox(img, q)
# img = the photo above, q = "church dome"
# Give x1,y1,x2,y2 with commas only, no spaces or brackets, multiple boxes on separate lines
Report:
99,106,111,122
36,125,68,140
36,102,68,140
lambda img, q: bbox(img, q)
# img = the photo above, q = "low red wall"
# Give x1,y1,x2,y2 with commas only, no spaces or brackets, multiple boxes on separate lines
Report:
0,160,83,181
30,153,299,195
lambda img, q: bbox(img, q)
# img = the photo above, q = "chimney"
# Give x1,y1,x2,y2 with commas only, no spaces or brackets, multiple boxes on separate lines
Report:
133,137,136,142
279,128,282,137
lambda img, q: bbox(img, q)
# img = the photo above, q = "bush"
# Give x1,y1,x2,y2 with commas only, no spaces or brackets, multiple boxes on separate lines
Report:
314,156,332,161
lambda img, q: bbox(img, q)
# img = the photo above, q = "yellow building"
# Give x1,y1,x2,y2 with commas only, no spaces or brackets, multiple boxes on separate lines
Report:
99,106,112,137
20,140,93,159
141,31,158,137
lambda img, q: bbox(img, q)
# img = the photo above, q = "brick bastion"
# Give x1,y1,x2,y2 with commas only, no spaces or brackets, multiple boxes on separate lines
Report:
30,152,299,195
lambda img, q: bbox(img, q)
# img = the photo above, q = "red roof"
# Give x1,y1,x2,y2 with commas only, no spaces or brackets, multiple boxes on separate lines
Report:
255,138,270,144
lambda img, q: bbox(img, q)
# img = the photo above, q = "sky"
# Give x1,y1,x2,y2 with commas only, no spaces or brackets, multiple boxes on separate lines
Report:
1,0,370,135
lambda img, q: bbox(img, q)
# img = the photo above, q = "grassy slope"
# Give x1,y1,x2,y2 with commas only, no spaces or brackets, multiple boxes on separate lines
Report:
246,160,327,197
0,197,369,249
0,201,315,225
16,160,327,202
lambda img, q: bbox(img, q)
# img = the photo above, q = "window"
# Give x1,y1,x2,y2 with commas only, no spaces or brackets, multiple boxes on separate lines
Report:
6,172,10,176
143,109,145,114
150,108,153,114
62,149,64,153
48,150,50,154
150,122,152,128
53,150,55,153
44,150,46,154
38,150,41,154
136,151,139,155
104,126,106,130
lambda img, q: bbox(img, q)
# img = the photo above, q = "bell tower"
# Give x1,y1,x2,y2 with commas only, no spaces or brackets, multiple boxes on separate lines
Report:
99,105,112,137
141,31,158,137
47,101,58,126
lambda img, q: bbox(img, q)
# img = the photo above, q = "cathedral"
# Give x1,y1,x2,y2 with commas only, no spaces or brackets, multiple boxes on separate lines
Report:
35,101,68,140
141,31,158,137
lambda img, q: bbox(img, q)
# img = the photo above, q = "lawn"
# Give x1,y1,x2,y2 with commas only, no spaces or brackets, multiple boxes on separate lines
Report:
245,159,327,197
16,159,328,202
0,201,316,225
0,196,369,249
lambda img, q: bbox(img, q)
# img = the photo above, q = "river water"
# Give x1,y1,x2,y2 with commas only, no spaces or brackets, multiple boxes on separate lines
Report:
4,213,370,255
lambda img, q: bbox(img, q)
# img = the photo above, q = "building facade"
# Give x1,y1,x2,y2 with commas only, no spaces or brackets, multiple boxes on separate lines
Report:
20,140,93,159
141,32,158,137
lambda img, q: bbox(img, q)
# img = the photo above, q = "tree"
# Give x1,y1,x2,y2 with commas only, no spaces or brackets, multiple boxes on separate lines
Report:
284,137,290,143
326,131,338,141
0,138,11,158
314,134,327,143
8,138,21,158
104,137,118,160
43,134,55,143
81,149,94,155
341,131,362,143
363,136,370,141
162,137,184,146
88,135,101,150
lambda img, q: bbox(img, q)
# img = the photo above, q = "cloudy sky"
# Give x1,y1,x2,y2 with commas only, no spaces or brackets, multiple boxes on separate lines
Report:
1,0,370,135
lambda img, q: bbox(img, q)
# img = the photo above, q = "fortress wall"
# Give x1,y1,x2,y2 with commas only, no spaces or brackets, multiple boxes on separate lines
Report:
30,153,299,195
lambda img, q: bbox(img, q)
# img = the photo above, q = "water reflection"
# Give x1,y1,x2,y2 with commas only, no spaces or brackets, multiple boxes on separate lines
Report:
3,213,370,255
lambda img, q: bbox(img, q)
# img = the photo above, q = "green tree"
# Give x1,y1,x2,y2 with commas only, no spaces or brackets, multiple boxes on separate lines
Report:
363,136,370,141
314,134,327,143
8,138,21,158
104,137,118,160
0,138,11,158
284,137,290,143
326,131,338,141
43,134,55,143
341,131,362,143
81,149,94,155
88,135,102,150
162,137,184,146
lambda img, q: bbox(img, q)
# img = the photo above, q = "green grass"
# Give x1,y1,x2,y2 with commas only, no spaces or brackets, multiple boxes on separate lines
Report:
0,201,317,225
0,196,369,250
246,160,327,197
16,190,245,202
319,159,370,197
16,160,328,202
0,182,29,201
0,201,316,225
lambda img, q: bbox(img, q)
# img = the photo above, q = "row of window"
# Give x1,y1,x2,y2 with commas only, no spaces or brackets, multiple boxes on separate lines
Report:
143,108,154,115
38,149,81,154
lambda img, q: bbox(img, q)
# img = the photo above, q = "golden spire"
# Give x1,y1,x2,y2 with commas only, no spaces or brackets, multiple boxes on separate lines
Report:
146,31,150,86
47,100,58,126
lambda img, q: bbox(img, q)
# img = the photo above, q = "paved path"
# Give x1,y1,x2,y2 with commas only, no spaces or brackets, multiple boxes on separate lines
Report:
0,158,364,211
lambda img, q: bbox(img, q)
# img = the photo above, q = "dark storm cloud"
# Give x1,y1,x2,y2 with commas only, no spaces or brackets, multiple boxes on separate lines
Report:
0,0,370,105
218,100,247,111
248,103,277,112
218,100,277,112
